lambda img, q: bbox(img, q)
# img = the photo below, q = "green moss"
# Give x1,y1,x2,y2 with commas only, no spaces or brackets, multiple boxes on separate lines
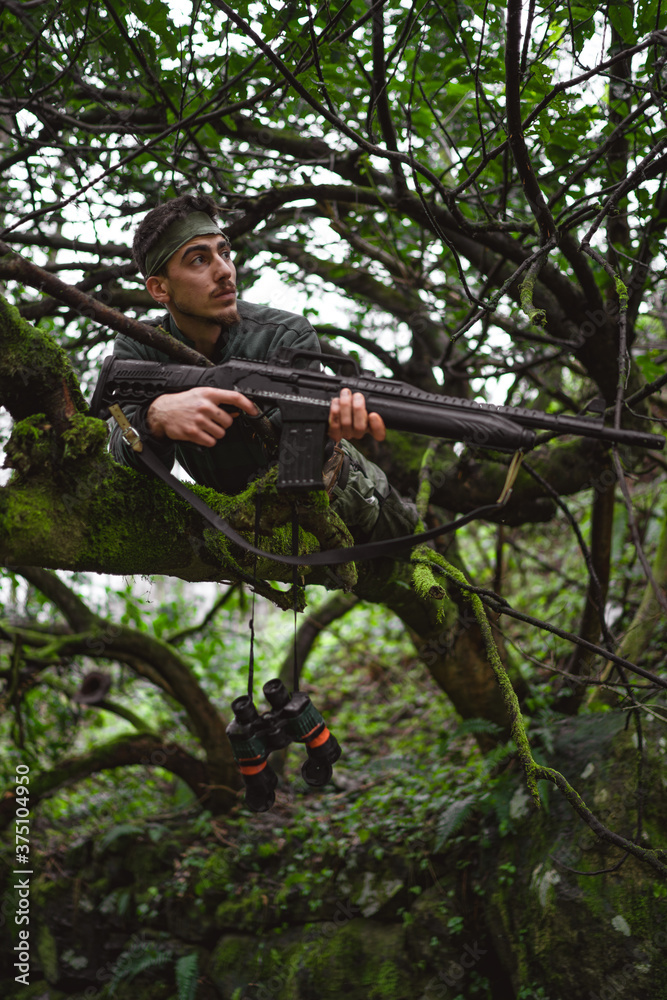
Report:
7,413,47,443
5,414,52,476
192,851,232,896
83,466,197,571
296,920,411,999
271,521,319,557
0,294,87,414
210,934,251,972
298,922,363,991
61,413,109,463
208,932,271,998
197,466,357,592
5,411,109,491
415,479,431,517
615,274,629,306
411,549,447,603
519,273,547,327
0,480,62,561
214,882,269,930
430,552,540,803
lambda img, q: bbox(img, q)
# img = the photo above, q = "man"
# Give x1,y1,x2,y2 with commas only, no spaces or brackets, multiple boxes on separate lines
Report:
110,194,416,543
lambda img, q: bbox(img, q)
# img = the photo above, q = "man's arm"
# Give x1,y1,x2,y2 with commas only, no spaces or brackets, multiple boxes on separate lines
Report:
145,387,258,445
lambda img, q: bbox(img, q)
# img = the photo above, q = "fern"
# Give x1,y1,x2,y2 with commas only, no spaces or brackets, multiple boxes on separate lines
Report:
176,952,199,1000
434,793,479,851
109,941,173,995
452,717,503,739
98,823,143,852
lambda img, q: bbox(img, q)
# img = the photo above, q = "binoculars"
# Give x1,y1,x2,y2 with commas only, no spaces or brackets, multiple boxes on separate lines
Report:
226,678,341,812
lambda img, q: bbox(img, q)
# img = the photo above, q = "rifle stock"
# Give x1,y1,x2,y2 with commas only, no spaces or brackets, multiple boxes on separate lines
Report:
91,349,664,492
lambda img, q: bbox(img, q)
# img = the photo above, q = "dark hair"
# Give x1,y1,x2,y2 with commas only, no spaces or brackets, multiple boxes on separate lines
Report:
132,193,225,277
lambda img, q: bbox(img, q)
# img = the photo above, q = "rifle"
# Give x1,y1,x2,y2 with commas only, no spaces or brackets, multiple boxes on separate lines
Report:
91,347,664,492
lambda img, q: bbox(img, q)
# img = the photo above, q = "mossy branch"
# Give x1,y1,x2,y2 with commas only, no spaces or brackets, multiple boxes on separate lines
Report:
94,698,158,734
518,242,554,328
519,274,547,328
534,763,667,877
0,256,209,367
38,671,157,733
410,442,448,607
415,554,667,877
425,553,540,805
9,567,239,808
0,735,215,831
0,295,87,428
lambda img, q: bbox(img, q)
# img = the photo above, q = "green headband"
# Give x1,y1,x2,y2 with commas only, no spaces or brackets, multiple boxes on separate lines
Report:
145,212,227,277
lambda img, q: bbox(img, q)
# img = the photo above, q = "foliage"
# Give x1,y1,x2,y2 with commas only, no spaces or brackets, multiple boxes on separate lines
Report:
175,952,200,1000
109,939,173,995
1,604,666,998
107,938,200,999
0,0,666,882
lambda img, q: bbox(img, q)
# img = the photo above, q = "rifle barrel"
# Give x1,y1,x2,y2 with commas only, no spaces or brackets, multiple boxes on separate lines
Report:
93,356,665,453
416,394,663,451
288,365,664,451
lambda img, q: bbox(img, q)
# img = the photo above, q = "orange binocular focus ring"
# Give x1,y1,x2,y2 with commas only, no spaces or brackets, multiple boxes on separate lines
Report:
305,726,331,749
239,759,268,776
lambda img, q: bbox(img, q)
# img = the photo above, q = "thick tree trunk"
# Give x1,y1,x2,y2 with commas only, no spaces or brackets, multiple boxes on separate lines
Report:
353,559,521,735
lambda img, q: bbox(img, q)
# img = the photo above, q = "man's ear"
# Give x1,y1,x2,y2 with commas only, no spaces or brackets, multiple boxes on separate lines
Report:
146,275,170,304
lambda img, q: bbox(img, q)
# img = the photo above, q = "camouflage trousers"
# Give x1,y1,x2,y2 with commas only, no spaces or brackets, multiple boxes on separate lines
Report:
328,441,418,544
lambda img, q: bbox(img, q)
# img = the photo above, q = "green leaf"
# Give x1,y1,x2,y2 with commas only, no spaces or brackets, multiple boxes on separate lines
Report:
607,2,635,41
634,350,665,383
98,824,143,852
176,953,200,1000
434,794,478,851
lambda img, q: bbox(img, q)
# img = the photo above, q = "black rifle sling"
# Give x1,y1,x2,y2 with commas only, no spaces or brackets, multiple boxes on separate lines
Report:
135,440,506,567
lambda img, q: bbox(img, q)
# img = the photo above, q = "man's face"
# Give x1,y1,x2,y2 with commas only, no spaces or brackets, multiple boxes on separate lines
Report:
150,233,240,328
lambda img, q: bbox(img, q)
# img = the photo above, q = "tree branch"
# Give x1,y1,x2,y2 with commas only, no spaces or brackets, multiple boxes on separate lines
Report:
370,1,407,193
0,735,221,830
504,0,557,242
0,247,210,366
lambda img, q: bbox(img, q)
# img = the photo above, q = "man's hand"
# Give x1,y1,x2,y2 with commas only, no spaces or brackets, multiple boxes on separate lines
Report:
146,387,258,446
328,388,386,443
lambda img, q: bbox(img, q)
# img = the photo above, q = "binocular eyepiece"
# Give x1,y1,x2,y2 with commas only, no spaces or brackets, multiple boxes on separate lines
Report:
226,679,341,812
